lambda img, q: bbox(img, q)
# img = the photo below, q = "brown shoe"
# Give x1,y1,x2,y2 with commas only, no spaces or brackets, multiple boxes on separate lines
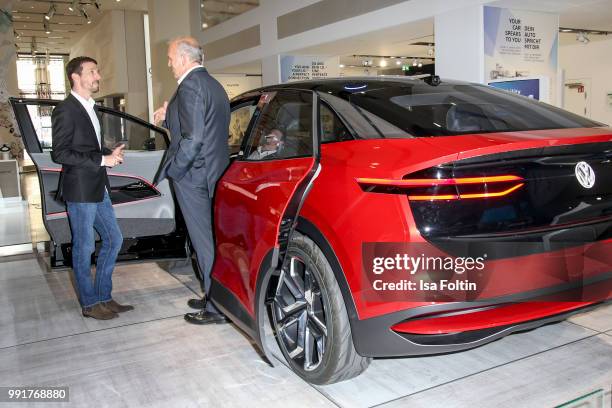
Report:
82,303,118,320
104,299,134,313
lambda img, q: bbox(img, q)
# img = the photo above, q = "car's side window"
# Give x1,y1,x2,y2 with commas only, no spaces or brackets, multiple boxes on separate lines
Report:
243,91,313,161
320,102,353,143
98,109,167,151
24,103,168,151
229,101,258,155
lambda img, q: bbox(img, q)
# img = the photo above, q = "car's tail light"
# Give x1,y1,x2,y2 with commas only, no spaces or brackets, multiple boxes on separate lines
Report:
356,174,525,201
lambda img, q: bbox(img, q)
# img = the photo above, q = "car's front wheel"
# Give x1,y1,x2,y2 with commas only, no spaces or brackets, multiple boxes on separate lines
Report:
271,232,370,384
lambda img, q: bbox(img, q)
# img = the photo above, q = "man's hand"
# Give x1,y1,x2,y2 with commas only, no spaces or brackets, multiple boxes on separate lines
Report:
103,144,125,168
153,101,168,125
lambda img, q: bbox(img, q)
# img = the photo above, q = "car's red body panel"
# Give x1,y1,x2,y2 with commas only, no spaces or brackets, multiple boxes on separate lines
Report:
390,301,595,335
212,157,315,315
213,128,612,328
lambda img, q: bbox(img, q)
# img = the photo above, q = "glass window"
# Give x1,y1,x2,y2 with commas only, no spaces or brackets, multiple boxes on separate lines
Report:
25,103,167,152
229,102,257,154
98,109,166,151
17,55,66,100
244,91,313,161
344,83,604,138
320,103,352,143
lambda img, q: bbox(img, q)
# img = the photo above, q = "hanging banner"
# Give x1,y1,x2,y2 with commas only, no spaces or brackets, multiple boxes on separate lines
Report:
484,6,558,103
280,55,339,83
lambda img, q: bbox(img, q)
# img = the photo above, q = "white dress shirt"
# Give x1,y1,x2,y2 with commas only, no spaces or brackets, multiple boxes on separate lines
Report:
71,90,104,166
177,64,203,85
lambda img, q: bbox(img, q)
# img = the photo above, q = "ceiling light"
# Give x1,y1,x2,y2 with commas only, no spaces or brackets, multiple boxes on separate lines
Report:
561,28,572,32
412,59,417,66
418,61,423,68
80,6,91,24
576,31,590,43
339,64,345,68
45,4,56,20
202,22,208,28
396,60,401,65
44,20,51,34
379,59,387,67
68,0,78,12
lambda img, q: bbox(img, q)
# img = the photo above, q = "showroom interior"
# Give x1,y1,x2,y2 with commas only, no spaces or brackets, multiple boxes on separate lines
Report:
0,0,611,406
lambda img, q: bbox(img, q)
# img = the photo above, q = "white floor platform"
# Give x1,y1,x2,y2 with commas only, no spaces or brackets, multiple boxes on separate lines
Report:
0,255,610,408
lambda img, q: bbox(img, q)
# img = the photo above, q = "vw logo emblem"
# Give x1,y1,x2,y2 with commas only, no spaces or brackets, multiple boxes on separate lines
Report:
575,161,595,189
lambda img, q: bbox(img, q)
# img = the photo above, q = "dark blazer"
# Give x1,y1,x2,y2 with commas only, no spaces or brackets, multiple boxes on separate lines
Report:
156,67,230,197
51,94,111,202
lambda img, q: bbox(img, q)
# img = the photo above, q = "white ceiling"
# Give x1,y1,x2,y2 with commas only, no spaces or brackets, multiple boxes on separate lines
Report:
11,0,148,54
10,0,612,60
10,0,258,55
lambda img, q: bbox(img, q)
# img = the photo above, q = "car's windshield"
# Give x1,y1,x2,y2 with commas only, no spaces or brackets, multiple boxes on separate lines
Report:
343,83,604,138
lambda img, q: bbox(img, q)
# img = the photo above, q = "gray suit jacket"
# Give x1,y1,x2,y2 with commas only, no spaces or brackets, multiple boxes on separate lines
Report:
157,67,230,198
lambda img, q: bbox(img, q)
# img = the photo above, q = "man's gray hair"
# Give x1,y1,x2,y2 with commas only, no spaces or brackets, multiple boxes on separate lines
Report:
170,37,204,64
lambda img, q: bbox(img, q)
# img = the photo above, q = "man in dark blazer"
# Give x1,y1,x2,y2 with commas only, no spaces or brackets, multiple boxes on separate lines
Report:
52,56,134,320
154,37,230,325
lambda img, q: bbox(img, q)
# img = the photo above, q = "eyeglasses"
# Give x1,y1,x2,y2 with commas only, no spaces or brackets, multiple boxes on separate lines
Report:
264,134,280,142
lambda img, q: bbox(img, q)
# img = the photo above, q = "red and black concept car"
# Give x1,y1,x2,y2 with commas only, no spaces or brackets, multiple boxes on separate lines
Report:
11,76,612,385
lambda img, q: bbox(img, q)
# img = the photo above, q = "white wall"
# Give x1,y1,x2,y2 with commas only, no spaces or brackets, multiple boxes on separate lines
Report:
71,10,129,98
196,0,491,75
70,10,149,120
435,5,485,83
559,38,612,126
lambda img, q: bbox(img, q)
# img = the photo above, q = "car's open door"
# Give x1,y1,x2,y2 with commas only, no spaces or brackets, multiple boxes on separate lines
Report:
10,97,187,267
211,89,321,328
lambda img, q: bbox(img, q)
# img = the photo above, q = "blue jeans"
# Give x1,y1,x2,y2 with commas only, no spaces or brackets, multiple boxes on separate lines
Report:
66,192,123,308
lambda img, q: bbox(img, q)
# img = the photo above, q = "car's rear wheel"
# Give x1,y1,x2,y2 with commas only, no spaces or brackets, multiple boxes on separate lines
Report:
271,232,370,384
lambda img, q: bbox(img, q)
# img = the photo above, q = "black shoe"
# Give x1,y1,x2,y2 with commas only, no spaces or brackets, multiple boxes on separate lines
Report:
184,310,229,325
187,297,206,310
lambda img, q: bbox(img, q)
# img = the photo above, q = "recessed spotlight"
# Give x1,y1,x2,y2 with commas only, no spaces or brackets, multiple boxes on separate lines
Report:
396,60,401,65
45,4,56,20
339,64,345,68
202,22,208,28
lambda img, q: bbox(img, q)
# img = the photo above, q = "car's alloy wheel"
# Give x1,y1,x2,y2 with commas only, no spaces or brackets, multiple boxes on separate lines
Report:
269,232,370,384
273,255,328,371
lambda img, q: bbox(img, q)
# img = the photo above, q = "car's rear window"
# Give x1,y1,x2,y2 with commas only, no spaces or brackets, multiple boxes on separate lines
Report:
345,83,604,138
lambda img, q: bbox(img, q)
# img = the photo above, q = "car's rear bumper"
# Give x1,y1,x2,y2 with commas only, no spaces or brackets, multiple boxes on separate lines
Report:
351,299,608,358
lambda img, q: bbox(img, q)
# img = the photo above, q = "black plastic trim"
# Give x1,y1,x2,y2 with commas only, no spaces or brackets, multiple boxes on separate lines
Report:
210,278,257,339
296,217,359,321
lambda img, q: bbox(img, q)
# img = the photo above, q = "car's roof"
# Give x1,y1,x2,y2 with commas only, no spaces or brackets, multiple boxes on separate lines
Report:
232,76,470,101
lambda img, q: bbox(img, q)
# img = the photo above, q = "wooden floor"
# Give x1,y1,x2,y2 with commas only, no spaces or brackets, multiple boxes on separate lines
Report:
0,254,610,408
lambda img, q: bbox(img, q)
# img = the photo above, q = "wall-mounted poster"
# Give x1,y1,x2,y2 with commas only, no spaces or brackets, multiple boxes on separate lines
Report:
484,6,558,104
280,55,339,83
488,77,549,102
211,74,262,100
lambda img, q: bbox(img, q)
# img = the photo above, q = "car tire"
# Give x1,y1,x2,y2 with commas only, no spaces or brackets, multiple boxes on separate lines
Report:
271,231,371,384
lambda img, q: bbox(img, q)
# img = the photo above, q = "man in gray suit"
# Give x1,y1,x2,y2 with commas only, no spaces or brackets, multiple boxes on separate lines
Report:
154,37,230,325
